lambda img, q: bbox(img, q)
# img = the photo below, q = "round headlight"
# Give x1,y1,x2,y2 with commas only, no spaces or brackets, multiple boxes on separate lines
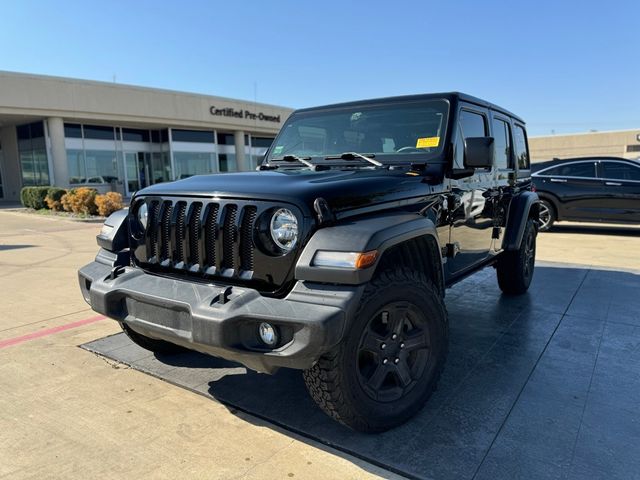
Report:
137,202,148,230
270,208,298,251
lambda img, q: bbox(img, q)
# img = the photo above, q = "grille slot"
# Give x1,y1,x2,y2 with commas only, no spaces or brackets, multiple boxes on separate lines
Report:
146,200,160,260
173,202,187,265
159,201,173,262
240,206,257,271
204,203,219,270
188,202,203,268
222,204,238,271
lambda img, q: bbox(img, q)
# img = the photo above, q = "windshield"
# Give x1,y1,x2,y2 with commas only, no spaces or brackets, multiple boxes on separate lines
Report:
267,99,449,164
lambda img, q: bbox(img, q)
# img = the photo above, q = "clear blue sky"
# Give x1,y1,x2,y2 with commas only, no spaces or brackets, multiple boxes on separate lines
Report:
1,0,638,136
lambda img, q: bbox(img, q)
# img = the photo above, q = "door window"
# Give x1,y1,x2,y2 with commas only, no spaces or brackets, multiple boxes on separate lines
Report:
542,162,596,178
600,162,640,181
492,118,512,169
513,125,529,170
455,110,487,167
459,110,487,138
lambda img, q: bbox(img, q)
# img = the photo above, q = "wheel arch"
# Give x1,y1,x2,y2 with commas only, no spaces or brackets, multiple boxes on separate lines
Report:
502,191,540,251
373,236,445,298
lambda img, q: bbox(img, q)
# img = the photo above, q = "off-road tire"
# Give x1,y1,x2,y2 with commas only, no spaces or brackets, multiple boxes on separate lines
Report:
120,322,186,355
497,218,537,295
538,199,556,232
303,268,448,433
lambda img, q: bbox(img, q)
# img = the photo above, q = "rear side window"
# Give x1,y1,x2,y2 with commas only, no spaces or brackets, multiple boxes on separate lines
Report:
600,162,640,181
513,125,529,170
542,162,596,178
492,118,512,169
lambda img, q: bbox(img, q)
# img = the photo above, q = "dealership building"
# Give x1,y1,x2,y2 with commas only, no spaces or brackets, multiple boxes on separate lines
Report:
529,129,640,163
0,71,293,202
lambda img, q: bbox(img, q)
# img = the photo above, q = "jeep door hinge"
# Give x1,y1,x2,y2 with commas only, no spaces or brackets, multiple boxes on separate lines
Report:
445,242,460,258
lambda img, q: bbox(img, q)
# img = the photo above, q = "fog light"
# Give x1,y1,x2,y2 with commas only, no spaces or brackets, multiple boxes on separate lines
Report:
258,322,278,347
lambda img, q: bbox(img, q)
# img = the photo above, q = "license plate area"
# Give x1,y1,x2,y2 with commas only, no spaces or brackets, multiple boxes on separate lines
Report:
124,297,192,332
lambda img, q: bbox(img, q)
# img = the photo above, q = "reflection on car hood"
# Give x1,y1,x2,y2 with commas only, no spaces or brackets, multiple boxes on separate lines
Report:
137,168,431,214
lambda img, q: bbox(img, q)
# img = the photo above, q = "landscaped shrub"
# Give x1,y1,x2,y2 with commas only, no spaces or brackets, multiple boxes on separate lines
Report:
60,187,98,215
20,186,51,210
60,189,75,212
95,192,124,217
45,187,67,211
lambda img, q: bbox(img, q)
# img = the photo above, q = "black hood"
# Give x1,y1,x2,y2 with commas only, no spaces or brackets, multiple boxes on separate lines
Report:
137,168,436,215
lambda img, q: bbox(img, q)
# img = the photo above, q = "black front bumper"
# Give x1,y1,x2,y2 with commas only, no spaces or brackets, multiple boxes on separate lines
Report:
78,251,364,373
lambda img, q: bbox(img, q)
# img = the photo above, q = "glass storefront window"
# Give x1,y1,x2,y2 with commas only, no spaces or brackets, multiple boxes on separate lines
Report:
218,153,236,172
17,121,49,186
64,123,82,138
83,150,119,184
172,129,215,143
19,151,50,186
122,128,150,142
67,149,86,184
173,152,215,179
217,133,235,145
251,137,274,148
83,125,115,140
151,152,172,184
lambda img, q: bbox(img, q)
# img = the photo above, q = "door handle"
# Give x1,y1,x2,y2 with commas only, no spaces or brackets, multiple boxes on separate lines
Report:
605,181,622,186
550,178,567,183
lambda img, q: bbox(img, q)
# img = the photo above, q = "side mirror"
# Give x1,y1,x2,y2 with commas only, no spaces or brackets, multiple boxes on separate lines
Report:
464,137,494,169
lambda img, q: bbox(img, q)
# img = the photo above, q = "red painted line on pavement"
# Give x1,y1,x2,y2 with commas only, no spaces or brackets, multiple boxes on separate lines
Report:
0,315,106,349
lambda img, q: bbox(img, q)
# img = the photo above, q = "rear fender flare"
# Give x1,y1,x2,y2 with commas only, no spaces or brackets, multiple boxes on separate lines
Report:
502,191,540,251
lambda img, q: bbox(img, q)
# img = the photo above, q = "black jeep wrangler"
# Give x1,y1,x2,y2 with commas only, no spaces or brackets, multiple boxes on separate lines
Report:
79,93,539,432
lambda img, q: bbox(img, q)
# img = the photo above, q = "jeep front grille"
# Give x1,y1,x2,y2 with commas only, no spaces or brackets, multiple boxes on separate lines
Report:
136,198,260,280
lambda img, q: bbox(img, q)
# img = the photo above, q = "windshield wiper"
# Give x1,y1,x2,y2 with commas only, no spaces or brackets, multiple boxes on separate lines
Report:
271,154,315,169
324,152,383,167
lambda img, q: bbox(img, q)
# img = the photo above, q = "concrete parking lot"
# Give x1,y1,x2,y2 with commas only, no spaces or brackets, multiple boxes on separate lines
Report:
1,209,639,479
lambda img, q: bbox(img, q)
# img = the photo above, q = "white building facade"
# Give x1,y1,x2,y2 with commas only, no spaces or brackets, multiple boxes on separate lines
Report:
0,72,293,201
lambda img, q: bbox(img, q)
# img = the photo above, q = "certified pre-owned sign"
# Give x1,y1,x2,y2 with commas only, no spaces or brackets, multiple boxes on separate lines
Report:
210,106,281,123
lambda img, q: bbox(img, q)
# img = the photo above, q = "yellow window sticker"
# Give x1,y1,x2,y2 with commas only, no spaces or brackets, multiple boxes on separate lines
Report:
416,137,440,148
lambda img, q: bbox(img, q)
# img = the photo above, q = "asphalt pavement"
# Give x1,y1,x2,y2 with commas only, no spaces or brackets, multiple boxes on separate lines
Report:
1,209,639,479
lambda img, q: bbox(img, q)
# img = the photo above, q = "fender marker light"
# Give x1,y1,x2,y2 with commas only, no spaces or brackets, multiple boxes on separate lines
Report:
312,250,378,269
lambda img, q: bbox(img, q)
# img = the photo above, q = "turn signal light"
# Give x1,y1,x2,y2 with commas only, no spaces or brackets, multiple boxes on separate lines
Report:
354,250,378,269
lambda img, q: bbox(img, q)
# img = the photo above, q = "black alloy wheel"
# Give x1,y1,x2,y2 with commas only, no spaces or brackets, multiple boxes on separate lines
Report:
356,302,431,403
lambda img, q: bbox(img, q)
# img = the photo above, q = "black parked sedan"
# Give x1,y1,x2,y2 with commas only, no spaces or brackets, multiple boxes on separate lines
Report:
531,156,640,231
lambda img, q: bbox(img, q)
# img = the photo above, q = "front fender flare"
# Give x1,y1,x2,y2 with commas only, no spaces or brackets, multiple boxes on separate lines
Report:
295,212,441,285
502,191,539,251
96,209,129,252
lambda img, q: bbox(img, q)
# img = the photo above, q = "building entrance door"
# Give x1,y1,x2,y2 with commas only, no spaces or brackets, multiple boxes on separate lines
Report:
124,152,158,196
124,152,140,196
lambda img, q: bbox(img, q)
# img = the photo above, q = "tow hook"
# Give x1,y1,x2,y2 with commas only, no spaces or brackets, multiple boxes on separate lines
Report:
211,286,233,306
106,265,126,281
